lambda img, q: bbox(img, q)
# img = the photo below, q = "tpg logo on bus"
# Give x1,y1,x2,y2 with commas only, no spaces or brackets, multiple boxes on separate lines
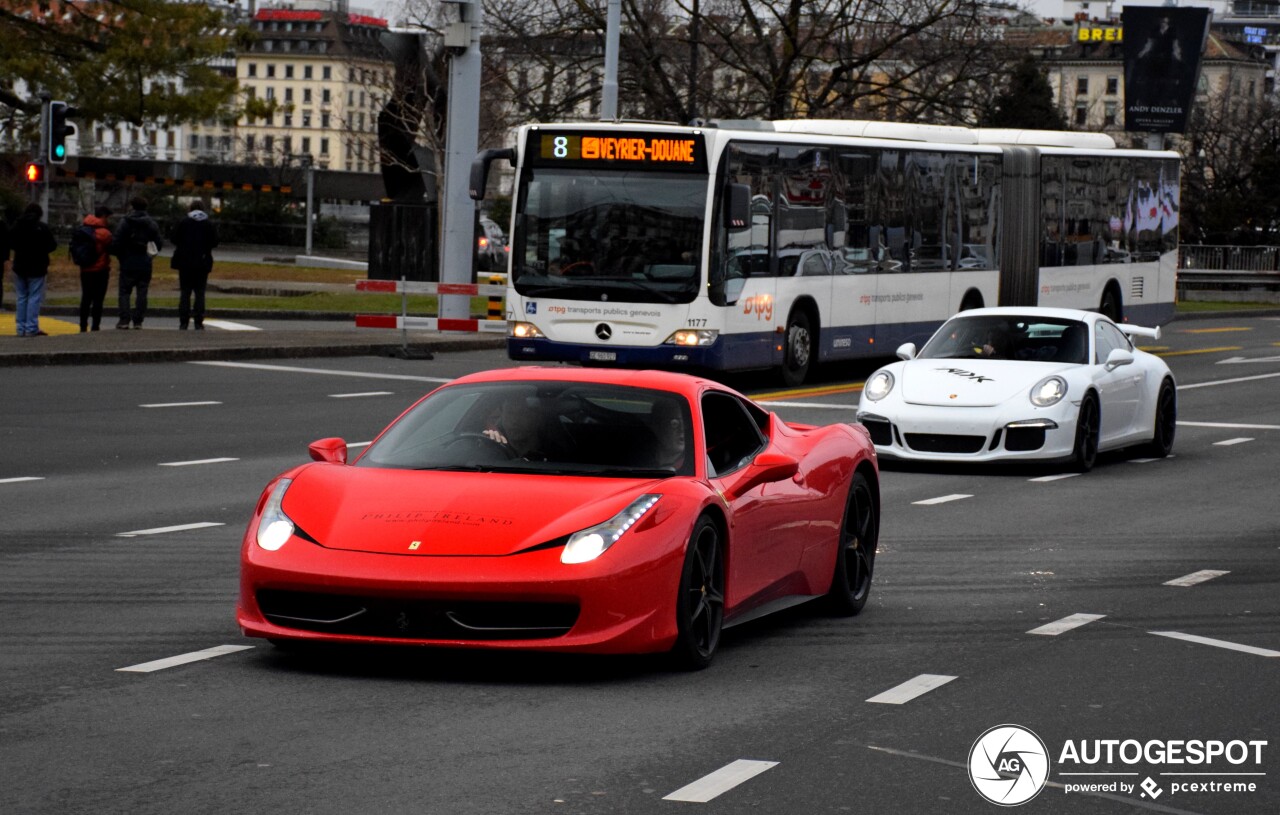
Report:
741,294,773,322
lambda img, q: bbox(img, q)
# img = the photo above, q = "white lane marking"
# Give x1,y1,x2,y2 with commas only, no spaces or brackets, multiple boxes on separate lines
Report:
117,644,255,673
662,760,779,802
866,674,958,704
140,401,222,408
1213,437,1254,447
867,746,1204,815
1129,458,1161,464
201,319,262,332
159,457,240,467
348,441,372,448
1029,473,1080,482
1164,570,1230,587
753,400,858,411
329,391,394,399
1179,421,1280,430
912,494,972,506
189,361,452,383
1179,371,1280,390
1217,354,1280,364
1151,631,1280,658
0,476,45,484
117,522,226,538
1028,613,1106,636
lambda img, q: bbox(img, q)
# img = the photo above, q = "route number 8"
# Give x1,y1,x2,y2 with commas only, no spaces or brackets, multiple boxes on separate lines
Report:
553,136,569,158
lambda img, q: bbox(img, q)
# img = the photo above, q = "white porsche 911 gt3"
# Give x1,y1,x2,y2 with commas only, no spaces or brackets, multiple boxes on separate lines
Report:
856,307,1177,471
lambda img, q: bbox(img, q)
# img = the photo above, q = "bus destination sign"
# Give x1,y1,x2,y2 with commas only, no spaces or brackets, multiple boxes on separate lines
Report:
533,131,707,171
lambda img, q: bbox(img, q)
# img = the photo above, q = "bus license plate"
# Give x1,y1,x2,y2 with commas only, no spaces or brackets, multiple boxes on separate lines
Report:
588,351,617,361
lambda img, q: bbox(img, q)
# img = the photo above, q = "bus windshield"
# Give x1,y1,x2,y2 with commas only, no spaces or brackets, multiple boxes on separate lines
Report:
513,168,707,304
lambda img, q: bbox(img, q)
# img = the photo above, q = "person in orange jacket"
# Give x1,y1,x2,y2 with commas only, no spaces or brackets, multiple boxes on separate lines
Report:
71,206,114,332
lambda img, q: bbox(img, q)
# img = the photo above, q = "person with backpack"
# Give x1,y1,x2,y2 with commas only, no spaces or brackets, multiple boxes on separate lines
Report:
112,196,162,329
170,200,219,330
71,206,114,332
9,203,58,337
0,211,10,313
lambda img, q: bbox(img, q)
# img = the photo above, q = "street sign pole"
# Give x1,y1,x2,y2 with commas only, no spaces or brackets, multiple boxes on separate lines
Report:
38,93,51,212
439,0,482,325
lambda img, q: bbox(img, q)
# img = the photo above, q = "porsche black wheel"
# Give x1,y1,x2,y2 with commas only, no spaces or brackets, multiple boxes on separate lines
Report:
781,310,814,387
1141,379,1177,458
671,516,725,671
1071,395,1100,473
822,471,878,617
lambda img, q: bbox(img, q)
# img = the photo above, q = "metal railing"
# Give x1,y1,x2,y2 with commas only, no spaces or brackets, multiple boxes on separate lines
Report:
1180,245,1280,272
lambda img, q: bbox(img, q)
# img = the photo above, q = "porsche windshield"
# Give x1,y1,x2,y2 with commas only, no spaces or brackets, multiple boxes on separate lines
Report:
357,382,695,477
920,316,1090,364
512,168,707,304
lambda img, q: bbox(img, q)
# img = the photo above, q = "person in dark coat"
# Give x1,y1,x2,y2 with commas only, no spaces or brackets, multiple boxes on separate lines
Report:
170,200,219,330
0,211,10,312
74,206,114,332
112,196,163,329
9,203,58,337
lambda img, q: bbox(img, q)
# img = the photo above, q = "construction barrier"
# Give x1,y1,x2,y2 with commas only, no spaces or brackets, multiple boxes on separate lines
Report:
355,280,508,297
354,278,509,335
355,315,509,332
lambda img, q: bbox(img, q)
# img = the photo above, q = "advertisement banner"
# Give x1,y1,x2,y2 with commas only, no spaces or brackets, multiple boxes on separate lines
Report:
1123,6,1212,133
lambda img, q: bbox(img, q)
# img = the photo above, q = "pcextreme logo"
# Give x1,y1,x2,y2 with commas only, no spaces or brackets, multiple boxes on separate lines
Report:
969,725,1051,806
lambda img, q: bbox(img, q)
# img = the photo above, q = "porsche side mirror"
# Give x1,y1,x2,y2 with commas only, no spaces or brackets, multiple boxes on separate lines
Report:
896,342,917,361
1104,348,1134,371
308,437,349,464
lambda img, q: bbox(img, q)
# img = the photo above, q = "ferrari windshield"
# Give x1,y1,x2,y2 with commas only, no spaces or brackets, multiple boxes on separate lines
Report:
357,382,695,477
920,316,1090,364
512,168,706,304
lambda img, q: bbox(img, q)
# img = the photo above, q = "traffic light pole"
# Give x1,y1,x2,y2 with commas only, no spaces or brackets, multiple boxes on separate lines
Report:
37,94,50,211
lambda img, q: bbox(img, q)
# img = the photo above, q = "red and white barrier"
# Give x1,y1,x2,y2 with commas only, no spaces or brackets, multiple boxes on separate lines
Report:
355,315,509,333
355,280,508,297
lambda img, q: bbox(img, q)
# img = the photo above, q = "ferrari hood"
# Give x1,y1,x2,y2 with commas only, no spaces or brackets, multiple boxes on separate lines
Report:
281,464,663,556
899,360,1072,407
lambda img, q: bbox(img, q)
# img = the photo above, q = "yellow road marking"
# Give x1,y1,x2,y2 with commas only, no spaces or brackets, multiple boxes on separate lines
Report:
1137,345,1168,351
1179,327,1251,334
1155,346,1243,357
0,313,81,336
754,382,864,401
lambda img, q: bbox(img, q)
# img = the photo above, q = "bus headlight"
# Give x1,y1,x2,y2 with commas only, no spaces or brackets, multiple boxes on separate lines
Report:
863,371,895,402
1030,376,1068,407
664,329,719,347
510,321,545,339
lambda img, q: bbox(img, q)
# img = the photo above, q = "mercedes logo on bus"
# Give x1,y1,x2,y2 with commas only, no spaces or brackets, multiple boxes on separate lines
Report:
595,323,613,341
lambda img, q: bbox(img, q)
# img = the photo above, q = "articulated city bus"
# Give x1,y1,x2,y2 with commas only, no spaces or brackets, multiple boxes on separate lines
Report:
471,120,1180,385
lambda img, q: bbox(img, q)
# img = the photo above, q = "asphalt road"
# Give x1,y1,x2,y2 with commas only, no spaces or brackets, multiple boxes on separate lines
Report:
1,316,1277,814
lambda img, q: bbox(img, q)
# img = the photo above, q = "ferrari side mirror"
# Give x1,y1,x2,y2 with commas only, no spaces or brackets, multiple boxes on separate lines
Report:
308,437,349,464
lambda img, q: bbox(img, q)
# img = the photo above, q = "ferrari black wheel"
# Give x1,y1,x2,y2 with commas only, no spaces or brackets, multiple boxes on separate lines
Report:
822,471,878,616
1141,379,1177,458
781,310,814,387
671,516,725,671
1071,395,1100,473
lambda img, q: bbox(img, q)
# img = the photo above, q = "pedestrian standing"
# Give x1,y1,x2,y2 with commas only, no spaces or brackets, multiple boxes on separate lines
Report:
0,210,10,313
9,203,58,337
71,206,114,332
112,196,162,329
170,201,219,330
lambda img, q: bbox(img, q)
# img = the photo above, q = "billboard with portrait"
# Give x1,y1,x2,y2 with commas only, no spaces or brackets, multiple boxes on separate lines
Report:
1123,6,1212,133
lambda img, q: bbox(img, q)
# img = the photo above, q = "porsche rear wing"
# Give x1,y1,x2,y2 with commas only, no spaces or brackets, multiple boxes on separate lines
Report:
1119,324,1161,341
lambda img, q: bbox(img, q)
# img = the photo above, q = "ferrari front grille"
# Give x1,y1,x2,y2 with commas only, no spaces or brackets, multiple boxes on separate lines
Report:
257,589,579,641
903,433,986,454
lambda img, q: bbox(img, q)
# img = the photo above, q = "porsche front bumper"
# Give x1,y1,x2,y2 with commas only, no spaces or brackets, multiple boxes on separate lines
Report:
857,400,1081,464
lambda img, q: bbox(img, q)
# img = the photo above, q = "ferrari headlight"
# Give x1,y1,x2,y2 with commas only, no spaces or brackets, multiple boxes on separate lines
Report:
863,371,895,402
1030,376,1068,407
510,321,545,339
255,478,295,551
561,494,660,564
664,329,719,347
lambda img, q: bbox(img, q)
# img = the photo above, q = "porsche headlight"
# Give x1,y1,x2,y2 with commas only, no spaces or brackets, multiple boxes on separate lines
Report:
255,479,295,551
863,371,895,402
561,494,660,564
1030,376,1068,407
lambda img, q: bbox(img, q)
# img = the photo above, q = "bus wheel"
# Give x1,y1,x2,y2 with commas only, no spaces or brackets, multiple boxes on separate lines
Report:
1100,287,1123,322
782,310,814,386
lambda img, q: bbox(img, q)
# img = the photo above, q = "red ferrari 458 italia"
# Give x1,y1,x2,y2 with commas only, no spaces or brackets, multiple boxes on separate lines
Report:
237,368,880,668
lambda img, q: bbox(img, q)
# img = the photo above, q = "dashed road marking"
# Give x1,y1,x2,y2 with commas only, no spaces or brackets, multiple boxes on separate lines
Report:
201,319,262,332
1157,346,1242,358
1029,473,1080,482
1150,631,1280,658
189,361,452,383
662,759,779,802
1179,421,1280,430
1179,371,1280,390
912,494,972,506
117,522,226,538
1028,613,1106,636
1164,570,1229,587
140,401,222,408
0,477,45,484
159,457,240,467
1213,437,1254,447
866,674,958,704
329,391,394,399
117,645,255,673
1180,327,1251,334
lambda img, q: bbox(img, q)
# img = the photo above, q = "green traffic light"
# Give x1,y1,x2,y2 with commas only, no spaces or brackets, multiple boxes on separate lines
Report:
54,145,65,159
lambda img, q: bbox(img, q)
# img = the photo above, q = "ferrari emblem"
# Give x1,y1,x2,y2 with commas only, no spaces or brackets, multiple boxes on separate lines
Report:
409,540,421,550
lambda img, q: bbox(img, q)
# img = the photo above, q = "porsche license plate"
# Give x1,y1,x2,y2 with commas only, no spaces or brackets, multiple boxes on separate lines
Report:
588,351,617,361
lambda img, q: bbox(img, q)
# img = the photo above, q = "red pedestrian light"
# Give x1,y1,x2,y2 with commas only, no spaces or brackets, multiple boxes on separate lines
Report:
25,162,44,183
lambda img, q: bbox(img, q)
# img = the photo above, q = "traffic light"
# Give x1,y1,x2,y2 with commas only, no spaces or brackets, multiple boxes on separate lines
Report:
48,100,70,164
25,161,44,183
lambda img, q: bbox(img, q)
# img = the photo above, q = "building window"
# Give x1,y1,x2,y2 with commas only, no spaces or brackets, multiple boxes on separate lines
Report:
166,131,175,148
304,65,313,80
1075,100,1088,126
321,113,330,128
266,64,276,78
322,88,331,104
283,136,291,153
285,88,293,102
302,137,311,153
302,114,311,127
265,87,275,100
264,135,274,153
284,114,293,127
1106,75,1118,95
149,131,157,146
285,65,294,79
349,68,356,82
348,90,354,106
323,66,332,80
246,134,255,152
1104,102,1117,127
189,134,199,150
1076,76,1088,96
303,88,312,103
320,138,329,155
247,63,257,78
